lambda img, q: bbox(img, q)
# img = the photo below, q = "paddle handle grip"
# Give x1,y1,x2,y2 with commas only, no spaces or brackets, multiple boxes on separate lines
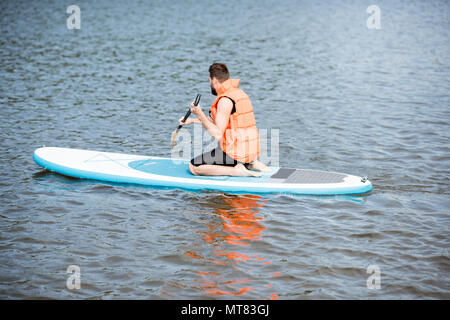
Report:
178,94,201,129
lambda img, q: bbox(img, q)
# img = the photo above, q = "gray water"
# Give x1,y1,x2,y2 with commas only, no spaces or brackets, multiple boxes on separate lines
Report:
0,0,449,299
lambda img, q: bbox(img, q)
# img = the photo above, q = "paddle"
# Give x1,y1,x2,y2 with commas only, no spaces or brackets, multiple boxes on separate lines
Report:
171,94,201,148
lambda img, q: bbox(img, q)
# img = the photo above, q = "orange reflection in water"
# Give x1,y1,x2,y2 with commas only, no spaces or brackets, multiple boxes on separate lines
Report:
188,194,279,299
202,194,266,246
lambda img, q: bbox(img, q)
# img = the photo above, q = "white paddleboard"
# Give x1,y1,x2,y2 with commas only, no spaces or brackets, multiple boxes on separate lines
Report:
33,147,372,195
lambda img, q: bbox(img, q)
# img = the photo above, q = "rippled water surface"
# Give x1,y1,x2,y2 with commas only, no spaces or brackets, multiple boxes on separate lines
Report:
1,0,449,299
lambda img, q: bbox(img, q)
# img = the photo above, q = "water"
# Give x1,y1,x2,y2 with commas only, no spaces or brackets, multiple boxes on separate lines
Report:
0,0,449,299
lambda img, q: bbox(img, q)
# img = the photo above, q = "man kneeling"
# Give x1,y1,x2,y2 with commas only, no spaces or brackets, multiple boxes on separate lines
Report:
179,63,269,177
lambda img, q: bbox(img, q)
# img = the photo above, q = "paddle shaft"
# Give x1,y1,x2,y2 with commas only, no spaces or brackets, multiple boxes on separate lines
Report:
177,94,201,129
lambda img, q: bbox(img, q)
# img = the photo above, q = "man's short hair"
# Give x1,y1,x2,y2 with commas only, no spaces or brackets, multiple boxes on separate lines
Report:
209,63,230,82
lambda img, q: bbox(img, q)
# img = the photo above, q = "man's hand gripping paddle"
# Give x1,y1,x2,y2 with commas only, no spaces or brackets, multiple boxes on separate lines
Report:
171,94,201,148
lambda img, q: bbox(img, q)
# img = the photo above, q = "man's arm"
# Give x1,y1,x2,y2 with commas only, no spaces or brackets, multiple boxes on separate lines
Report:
191,98,233,142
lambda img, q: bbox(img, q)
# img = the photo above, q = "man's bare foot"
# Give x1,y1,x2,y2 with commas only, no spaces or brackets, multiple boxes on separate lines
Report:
246,160,271,172
236,163,262,177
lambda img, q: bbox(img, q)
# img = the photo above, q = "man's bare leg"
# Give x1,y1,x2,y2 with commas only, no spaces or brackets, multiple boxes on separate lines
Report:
189,162,262,177
246,159,271,172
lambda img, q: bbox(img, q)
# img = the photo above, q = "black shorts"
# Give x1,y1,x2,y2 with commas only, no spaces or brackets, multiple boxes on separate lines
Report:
190,147,249,167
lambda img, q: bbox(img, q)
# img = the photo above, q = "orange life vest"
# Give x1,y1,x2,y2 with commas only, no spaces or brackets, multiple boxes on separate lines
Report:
210,78,260,164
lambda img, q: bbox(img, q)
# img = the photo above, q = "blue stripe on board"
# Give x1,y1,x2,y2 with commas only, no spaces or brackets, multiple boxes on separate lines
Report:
128,159,273,182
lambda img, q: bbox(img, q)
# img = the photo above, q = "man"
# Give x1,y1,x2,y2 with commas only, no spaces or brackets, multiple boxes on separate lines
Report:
179,63,269,177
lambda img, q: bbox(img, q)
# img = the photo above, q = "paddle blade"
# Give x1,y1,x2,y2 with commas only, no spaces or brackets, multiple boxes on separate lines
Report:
171,128,179,148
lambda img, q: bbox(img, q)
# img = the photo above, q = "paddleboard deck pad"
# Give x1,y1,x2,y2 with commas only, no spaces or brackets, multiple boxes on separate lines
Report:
33,147,372,195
